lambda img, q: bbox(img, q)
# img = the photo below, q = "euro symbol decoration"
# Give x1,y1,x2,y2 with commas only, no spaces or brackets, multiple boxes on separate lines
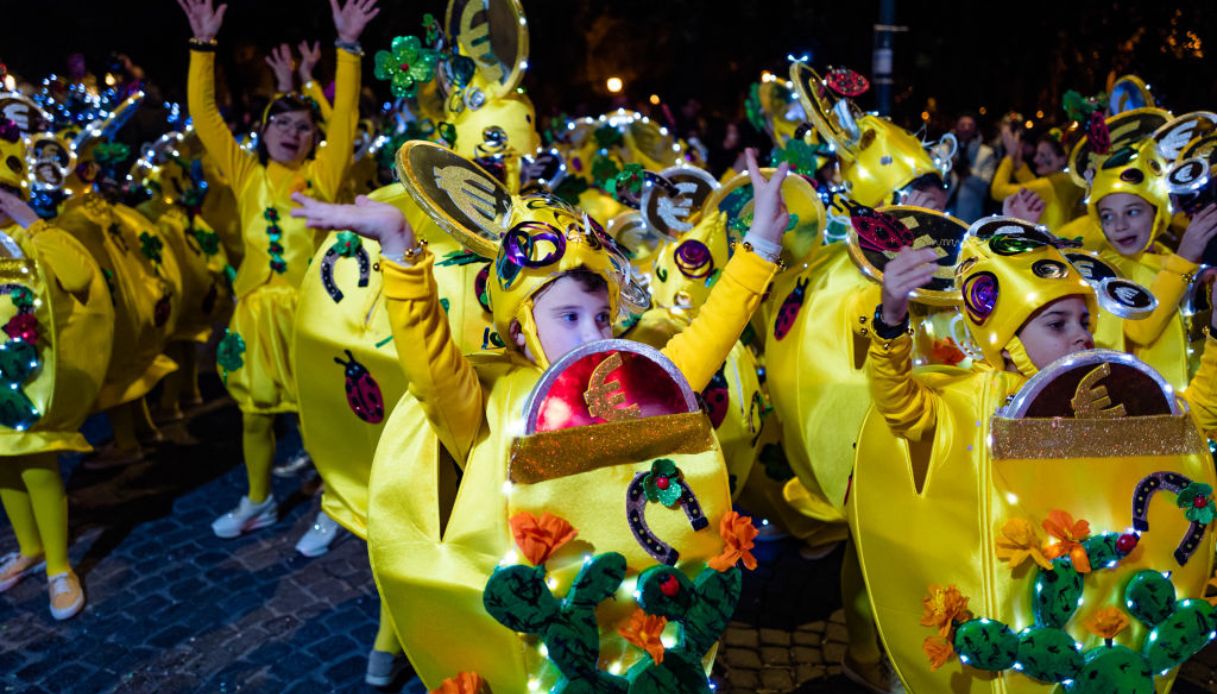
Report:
1070,363,1127,418
656,182,698,233
584,352,642,422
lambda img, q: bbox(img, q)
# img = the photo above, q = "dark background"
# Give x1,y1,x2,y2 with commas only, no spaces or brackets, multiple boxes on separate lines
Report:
2,0,1215,135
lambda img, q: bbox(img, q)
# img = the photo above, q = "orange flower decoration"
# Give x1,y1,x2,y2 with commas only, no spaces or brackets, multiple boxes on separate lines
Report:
431,672,491,694
1041,509,1092,574
619,608,667,665
920,584,973,638
509,512,577,566
708,511,759,572
931,337,967,366
1084,606,1130,641
995,518,1053,571
923,635,955,671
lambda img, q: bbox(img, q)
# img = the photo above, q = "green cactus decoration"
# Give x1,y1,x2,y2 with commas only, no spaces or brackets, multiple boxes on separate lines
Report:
483,553,630,693
1075,644,1153,693
1033,557,1084,628
624,565,742,693
953,618,1019,671
1124,570,1175,626
1141,596,1214,674
1014,626,1083,683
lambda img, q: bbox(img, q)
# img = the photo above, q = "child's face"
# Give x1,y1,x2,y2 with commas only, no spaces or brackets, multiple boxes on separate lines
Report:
1032,141,1066,176
1007,296,1094,372
1097,192,1155,256
517,275,613,364
262,109,316,167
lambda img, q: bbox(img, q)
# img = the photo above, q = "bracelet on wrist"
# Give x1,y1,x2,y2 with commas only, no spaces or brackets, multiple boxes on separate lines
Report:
188,37,218,52
872,304,910,340
334,39,363,56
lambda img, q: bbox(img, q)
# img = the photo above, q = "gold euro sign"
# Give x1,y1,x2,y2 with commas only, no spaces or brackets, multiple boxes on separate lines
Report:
584,352,641,422
433,164,504,229
458,1,505,84
1070,363,1127,418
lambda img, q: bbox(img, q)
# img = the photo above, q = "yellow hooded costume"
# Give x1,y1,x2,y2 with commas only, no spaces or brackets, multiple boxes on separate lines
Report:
366,141,776,690
852,223,1217,693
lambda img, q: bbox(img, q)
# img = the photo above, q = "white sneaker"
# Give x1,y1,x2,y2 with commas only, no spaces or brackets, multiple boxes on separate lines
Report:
365,649,408,687
0,552,45,592
295,510,342,558
48,570,85,621
272,449,313,478
211,495,278,539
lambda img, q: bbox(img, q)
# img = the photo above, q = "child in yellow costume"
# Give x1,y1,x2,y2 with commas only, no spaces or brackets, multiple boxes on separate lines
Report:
178,0,377,537
990,125,1084,233
853,219,1217,693
0,129,114,620
1057,109,1217,390
135,130,231,425
290,143,787,690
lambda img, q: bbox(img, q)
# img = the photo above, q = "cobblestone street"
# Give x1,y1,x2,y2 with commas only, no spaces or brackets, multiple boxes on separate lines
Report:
2,374,1216,692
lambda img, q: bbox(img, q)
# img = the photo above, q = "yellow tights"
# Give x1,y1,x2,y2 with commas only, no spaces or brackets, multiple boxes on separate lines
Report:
0,453,69,575
242,413,275,503
160,342,202,414
841,537,881,664
373,596,403,654
109,399,157,453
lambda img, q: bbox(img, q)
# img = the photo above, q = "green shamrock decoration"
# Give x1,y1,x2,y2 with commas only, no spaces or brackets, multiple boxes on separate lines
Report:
333,231,362,258
607,163,645,203
191,228,221,257
744,83,766,133
643,459,685,508
1177,482,1215,525
216,329,246,381
93,141,130,167
374,36,439,99
421,13,441,45
594,124,623,150
138,231,163,264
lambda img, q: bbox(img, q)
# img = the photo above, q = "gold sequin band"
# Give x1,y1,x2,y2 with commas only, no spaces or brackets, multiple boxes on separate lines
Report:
508,412,716,485
990,414,1205,460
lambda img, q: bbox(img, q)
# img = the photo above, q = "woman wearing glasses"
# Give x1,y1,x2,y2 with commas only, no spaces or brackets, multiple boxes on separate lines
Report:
178,0,377,538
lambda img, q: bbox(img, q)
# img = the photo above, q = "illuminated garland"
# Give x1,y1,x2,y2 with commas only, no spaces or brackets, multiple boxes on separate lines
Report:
0,284,42,431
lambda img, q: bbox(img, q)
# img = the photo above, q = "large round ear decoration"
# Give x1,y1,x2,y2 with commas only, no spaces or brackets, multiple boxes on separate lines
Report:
1067,108,1172,187
962,272,998,325
641,166,719,239
0,93,53,134
1166,157,1217,216
27,133,75,192
789,61,863,156
1153,112,1217,163
1096,277,1157,319
607,211,664,263
1107,75,1155,115
845,205,969,306
396,140,513,258
703,166,826,255
1181,133,1217,162
444,0,529,100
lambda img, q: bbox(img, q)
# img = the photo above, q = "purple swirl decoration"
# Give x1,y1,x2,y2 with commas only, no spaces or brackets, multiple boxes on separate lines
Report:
963,272,998,324
502,222,567,269
674,240,714,279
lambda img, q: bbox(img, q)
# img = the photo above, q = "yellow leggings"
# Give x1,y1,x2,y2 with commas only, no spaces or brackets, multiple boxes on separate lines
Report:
110,399,157,453
160,342,203,413
373,595,403,654
0,453,69,576
243,413,275,503
841,537,881,664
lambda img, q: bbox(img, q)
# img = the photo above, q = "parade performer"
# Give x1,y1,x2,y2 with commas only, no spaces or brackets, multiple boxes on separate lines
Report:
178,0,374,538
853,218,1217,692
0,126,114,619
990,123,1084,233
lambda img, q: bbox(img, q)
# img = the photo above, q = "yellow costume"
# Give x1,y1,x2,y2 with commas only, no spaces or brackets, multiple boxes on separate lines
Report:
367,142,776,690
989,156,1084,233
852,231,1217,692
1059,109,1193,389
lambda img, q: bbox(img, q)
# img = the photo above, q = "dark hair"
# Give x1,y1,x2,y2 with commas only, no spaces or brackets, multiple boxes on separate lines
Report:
907,172,946,191
535,268,609,300
1036,133,1066,159
256,95,322,165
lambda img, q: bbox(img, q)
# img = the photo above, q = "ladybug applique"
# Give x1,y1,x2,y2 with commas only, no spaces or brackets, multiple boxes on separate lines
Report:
153,293,172,328
845,200,915,254
773,276,810,341
474,263,491,313
334,349,385,424
825,67,870,98
1087,112,1111,155
700,369,729,429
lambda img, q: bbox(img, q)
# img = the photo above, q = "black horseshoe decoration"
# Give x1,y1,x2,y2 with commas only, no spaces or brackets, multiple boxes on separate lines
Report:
1132,471,1208,567
625,471,710,566
319,244,371,304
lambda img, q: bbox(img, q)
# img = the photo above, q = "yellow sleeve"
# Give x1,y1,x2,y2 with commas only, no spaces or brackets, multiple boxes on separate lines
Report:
1123,252,1197,347
382,251,484,463
309,50,361,202
865,331,939,442
28,221,93,294
301,80,334,122
187,50,257,192
1181,334,1217,436
661,249,776,392
990,156,1056,203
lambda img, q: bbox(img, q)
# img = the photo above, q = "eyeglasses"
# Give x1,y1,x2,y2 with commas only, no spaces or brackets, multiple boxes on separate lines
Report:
267,117,316,135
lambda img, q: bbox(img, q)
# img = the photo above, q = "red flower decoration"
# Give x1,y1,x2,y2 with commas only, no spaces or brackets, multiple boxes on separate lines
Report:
508,511,578,566
4,313,38,344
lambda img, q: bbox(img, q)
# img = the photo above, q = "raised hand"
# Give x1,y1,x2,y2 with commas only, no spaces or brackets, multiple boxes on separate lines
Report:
175,0,228,42
265,43,295,93
330,0,380,44
744,148,790,247
290,192,415,258
297,41,322,84
880,247,940,326
1176,204,1217,264
0,188,41,229
1002,187,1046,224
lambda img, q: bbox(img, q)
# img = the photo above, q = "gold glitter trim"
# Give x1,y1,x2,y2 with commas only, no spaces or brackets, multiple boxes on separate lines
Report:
508,412,717,485
990,414,1205,460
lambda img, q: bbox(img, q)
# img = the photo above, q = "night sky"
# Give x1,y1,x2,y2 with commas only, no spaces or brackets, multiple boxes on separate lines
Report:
2,0,1215,136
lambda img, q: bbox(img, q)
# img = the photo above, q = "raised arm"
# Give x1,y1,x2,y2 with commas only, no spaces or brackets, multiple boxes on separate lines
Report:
297,41,335,122
290,193,485,462
662,150,784,391
179,0,257,190
1130,206,1217,346
310,0,377,201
